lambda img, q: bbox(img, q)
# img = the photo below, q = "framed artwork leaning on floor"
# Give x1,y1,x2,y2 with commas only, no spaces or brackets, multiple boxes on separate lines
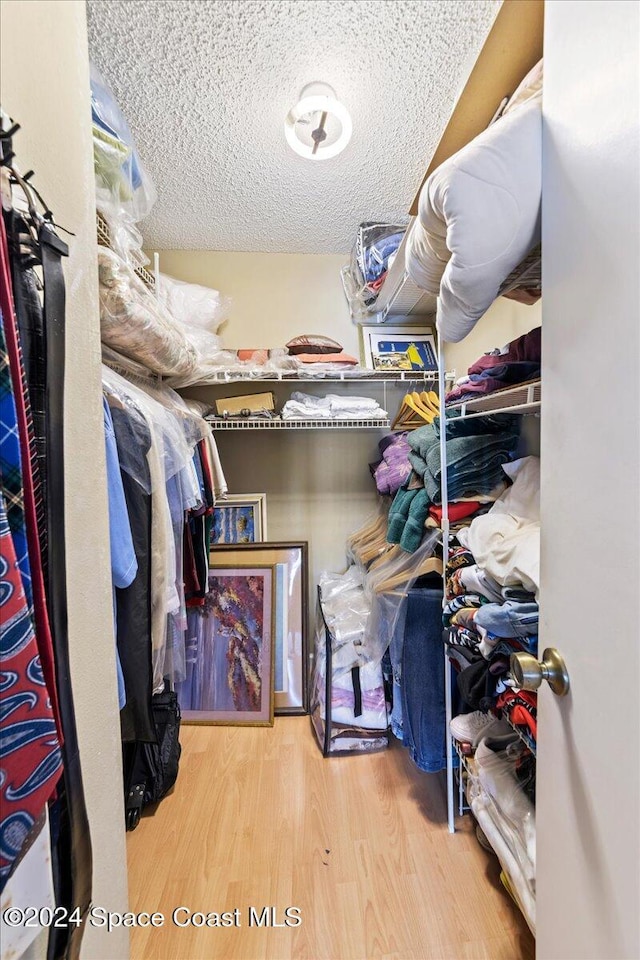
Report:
210,493,267,545
177,560,275,725
210,542,309,716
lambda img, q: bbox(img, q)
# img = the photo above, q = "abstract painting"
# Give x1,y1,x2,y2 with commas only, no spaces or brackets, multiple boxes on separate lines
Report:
177,564,274,725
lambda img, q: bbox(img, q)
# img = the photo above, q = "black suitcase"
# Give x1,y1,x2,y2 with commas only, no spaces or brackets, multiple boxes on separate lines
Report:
123,685,182,830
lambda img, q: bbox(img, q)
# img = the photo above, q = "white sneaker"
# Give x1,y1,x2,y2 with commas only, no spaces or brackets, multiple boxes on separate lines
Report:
450,711,496,746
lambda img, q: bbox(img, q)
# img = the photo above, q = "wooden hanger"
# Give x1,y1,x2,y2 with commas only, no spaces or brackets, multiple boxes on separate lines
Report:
373,555,443,594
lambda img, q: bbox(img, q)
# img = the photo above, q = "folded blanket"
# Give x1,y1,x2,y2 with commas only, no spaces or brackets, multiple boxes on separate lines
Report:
446,361,541,404
294,352,358,365
468,327,541,376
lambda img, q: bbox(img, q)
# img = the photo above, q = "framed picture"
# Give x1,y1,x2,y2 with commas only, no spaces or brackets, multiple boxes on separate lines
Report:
177,561,275,725
210,493,267,545
212,542,308,716
361,324,437,372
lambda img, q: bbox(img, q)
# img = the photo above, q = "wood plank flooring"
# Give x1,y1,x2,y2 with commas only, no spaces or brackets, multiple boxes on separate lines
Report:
127,718,534,960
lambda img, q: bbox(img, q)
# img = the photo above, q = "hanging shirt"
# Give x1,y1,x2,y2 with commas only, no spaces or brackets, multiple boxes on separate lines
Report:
103,398,137,709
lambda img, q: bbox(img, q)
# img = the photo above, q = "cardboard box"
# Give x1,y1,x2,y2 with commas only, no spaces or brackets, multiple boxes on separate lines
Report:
214,392,275,417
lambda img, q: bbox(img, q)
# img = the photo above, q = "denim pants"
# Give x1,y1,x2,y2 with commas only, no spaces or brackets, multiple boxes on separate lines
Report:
400,586,448,773
475,600,539,638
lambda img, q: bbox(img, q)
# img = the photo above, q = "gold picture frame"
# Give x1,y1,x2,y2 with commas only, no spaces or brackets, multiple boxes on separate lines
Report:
178,560,276,726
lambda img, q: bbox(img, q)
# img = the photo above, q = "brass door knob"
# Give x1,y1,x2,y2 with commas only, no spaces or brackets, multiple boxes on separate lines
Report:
510,648,570,697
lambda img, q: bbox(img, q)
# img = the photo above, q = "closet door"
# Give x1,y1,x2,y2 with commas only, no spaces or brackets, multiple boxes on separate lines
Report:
538,3,639,958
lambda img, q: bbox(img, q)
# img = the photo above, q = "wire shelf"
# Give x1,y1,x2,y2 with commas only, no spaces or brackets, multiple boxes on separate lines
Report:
206,417,391,430
504,716,537,756
446,379,541,420
96,212,156,290
197,369,451,385
452,738,473,816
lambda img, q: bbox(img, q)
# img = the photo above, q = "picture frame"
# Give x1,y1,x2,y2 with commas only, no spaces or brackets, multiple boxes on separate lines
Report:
210,493,267,545
177,561,276,725
361,324,437,372
211,542,309,716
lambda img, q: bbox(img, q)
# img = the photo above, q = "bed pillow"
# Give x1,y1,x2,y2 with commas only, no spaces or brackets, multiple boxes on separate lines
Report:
286,334,343,356
406,86,542,343
434,94,542,342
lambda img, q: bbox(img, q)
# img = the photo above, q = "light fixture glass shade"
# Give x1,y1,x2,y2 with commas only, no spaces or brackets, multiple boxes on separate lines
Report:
284,87,352,161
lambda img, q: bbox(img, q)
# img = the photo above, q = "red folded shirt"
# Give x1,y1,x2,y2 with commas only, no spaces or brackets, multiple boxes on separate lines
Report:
429,501,481,523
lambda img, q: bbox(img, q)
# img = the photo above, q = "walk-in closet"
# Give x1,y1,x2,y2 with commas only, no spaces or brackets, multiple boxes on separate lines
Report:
1,1,638,959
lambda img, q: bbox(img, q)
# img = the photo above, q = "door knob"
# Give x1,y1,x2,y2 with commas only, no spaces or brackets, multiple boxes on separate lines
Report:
510,648,570,696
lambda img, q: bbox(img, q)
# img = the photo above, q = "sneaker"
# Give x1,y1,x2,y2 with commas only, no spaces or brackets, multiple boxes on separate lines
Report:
450,711,496,746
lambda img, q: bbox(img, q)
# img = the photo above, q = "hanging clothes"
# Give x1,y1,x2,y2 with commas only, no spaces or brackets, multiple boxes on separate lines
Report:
109,401,155,743
2,182,93,959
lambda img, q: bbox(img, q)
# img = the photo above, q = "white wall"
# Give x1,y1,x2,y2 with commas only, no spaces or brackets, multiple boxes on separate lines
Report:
154,248,358,355
0,2,129,957
159,248,394,614
443,296,542,378
538,2,640,958
162,249,541,606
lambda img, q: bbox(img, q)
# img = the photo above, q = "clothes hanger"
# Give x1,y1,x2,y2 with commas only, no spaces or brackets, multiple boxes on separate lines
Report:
373,555,443,593
2,117,73,237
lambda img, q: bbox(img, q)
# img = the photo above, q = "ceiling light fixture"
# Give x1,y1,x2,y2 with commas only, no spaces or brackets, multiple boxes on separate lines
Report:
284,82,352,161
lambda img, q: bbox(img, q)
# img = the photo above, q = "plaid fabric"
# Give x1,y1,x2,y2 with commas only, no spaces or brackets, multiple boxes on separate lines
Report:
4,214,48,568
0,309,32,610
1,218,62,741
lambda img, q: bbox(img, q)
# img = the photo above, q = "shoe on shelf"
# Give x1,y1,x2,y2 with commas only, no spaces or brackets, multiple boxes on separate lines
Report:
450,710,496,746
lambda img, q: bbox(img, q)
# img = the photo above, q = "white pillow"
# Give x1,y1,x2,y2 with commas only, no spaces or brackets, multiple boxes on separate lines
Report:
407,90,541,343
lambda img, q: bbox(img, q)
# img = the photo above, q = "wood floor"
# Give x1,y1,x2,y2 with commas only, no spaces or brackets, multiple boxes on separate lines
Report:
127,718,534,960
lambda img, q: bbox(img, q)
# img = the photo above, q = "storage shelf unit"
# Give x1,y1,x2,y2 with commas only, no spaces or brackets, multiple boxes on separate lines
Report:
206,417,391,430
453,738,473,817
446,379,541,420
505,716,537,756
197,369,446,385
96,212,156,290
367,228,437,322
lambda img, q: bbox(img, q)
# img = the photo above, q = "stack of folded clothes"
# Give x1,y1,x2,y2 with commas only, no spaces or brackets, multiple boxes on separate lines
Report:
446,327,541,406
370,433,412,495
285,334,359,367
385,413,520,553
281,392,388,420
407,413,520,503
444,456,541,747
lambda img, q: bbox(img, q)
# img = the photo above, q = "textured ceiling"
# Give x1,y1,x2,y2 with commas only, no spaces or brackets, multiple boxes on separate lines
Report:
87,0,499,253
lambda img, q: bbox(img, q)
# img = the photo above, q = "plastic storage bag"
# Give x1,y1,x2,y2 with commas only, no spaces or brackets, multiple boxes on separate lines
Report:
467,734,536,933
341,222,406,320
91,63,157,224
158,273,230,336
310,587,389,756
98,247,199,380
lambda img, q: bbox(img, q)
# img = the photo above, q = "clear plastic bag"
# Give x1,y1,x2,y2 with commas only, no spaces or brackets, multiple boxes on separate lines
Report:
468,736,536,932
98,247,199,380
158,273,230,335
362,529,441,667
102,364,208,493
346,499,391,567
317,567,370,675
341,222,406,319
91,63,157,224
102,365,210,694
310,588,389,756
